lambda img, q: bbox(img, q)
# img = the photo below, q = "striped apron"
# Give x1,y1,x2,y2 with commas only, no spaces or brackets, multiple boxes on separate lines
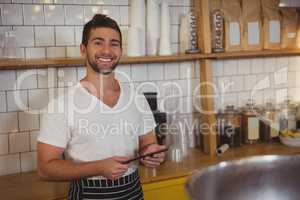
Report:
67,170,144,200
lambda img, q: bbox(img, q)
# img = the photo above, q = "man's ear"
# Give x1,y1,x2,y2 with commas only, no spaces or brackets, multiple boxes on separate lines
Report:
80,44,87,58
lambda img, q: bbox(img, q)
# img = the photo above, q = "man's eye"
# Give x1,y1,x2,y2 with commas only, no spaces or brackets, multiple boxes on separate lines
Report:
111,43,120,47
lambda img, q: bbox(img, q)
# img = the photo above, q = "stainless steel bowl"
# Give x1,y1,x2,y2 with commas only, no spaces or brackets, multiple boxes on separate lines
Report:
186,155,300,200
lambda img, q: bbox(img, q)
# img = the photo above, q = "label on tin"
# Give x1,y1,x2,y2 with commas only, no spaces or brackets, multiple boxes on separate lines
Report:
248,117,259,140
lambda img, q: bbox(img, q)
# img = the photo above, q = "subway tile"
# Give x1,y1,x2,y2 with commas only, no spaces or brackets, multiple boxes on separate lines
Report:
252,89,264,105
180,96,193,114
30,130,39,151
53,0,73,4
217,76,232,93
115,64,131,83
23,5,44,25
0,154,20,176
263,89,275,104
57,67,77,87
164,63,179,80
35,26,54,46
288,56,300,72
237,59,251,75
33,0,53,3
7,90,28,112
288,87,300,102
276,57,289,70
75,26,83,45
0,92,6,112
135,81,159,95
180,62,194,79
77,67,87,81
112,0,128,5
28,89,49,111
174,79,191,97
119,6,129,25
221,93,238,108
102,6,120,24
212,60,223,77
83,6,102,23
9,132,30,153
0,135,8,155
16,69,38,90
20,151,37,172
44,5,64,25
254,74,271,90
66,46,81,57
131,64,148,82
251,58,264,74
25,47,46,59
55,26,75,46
37,68,58,88
15,26,34,47
65,5,84,25
244,75,257,91
274,67,288,86
12,0,32,3
0,70,15,91
18,112,39,131
46,47,66,58
263,57,276,73
194,61,200,79
237,91,250,107
223,60,238,76
0,112,18,134
275,88,288,104
147,63,164,81
1,5,23,25
231,76,244,92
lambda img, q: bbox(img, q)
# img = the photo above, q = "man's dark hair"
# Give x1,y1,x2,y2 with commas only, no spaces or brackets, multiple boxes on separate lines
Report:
82,14,122,47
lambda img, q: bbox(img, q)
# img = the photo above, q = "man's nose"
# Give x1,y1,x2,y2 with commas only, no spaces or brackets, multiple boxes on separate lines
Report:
101,43,112,54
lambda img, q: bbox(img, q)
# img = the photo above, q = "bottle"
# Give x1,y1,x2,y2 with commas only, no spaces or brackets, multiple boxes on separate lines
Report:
211,9,224,53
259,102,277,142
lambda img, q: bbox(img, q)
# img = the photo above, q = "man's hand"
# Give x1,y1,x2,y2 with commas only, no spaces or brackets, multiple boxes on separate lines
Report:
98,156,129,180
139,144,166,168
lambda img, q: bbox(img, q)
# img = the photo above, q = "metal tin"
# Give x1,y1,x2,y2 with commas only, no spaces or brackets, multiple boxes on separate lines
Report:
211,9,224,53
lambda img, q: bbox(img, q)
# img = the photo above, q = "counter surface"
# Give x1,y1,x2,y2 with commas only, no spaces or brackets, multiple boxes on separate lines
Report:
1,143,300,200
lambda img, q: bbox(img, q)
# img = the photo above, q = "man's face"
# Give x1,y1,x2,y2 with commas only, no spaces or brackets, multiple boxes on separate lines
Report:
81,27,122,75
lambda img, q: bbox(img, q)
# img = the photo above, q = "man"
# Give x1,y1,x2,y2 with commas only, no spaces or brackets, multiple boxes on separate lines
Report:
37,14,166,200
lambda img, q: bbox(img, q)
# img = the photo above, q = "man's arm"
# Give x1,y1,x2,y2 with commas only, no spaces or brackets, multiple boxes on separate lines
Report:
37,142,129,181
138,130,166,168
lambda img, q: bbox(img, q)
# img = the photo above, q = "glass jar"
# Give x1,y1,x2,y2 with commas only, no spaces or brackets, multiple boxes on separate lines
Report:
217,105,242,147
241,100,260,144
279,99,297,132
259,102,279,142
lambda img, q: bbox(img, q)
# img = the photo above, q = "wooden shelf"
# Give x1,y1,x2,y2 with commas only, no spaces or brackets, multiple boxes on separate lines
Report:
0,53,208,70
210,49,300,60
0,50,299,70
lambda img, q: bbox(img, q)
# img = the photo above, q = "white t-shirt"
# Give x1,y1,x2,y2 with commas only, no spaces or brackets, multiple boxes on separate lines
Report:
38,81,156,175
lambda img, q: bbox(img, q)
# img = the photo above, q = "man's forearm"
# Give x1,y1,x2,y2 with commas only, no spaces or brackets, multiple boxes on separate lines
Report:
38,159,102,181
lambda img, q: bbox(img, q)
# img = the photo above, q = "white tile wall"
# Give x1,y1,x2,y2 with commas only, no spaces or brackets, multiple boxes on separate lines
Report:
0,70,16,91
18,112,39,131
131,64,148,82
25,47,46,59
1,4,23,25
28,89,49,111
16,69,38,90
65,5,84,25
0,92,6,112
44,5,64,25
165,63,179,80
35,26,55,46
57,67,77,87
0,112,18,134
0,154,20,176
23,5,44,25
20,151,37,172
55,26,75,46
47,47,66,58
66,46,81,57
37,68,58,88
15,26,34,47
147,63,164,81
0,134,8,155
30,130,39,151
9,132,30,153
7,90,28,112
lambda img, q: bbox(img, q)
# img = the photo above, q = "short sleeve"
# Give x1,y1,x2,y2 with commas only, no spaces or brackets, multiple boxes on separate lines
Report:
38,111,70,148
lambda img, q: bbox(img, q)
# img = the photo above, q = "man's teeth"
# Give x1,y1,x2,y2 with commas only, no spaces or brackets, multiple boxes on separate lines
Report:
98,58,112,62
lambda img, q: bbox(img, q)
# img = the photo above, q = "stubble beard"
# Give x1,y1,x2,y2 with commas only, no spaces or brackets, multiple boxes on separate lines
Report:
87,56,120,75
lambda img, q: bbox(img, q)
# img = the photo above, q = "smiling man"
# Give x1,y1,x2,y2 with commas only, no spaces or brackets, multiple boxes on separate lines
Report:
37,14,166,200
